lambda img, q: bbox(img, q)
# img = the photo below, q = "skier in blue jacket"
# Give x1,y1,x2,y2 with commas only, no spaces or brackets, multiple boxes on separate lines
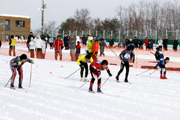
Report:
154,57,170,79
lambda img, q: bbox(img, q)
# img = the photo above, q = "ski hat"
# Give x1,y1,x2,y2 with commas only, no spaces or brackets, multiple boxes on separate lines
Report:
85,54,91,59
101,60,108,65
20,54,27,60
165,57,170,60
94,38,98,41
127,46,131,51
57,35,61,38
156,47,159,50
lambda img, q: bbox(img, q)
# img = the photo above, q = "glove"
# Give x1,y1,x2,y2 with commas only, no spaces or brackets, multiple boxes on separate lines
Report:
80,65,84,68
31,60,34,64
94,71,99,75
18,61,23,65
109,73,112,77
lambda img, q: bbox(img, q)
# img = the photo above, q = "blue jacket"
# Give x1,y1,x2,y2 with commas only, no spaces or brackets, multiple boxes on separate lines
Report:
29,41,35,50
155,59,166,68
49,37,54,43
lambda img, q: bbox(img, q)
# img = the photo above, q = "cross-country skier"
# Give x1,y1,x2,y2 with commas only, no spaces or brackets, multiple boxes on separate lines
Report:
10,54,34,89
116,47,135,83
89,60,112,93
155,46,164,61
154,57,170,79
77,54,93,82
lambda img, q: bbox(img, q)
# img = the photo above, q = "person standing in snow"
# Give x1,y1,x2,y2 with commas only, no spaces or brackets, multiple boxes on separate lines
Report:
163,36,168,51
77,54,93,82
35,35,43,59
145,37,149,50
99,37,106,56
27,32,34,52
109,37,114,47
53,35,64,61
29,37,35,58
92,38,99,61
89,60,112,93
9,54,34,89
173,37,179,51
41,35,47,59
82,35,87,45
64,33,70,50
69,35,76,61
148,37,153,50
9,35,16,56
158,38,163,48
115,46,135,83
154,57,170,79
121,36,126,48
75,41,81,60
49,35,54,49
87,36,94,55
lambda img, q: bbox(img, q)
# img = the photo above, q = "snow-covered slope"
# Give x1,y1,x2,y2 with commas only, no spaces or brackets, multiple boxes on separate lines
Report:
0,55,180,120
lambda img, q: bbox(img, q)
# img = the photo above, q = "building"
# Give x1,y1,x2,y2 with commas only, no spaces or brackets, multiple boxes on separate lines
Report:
0,14,31,40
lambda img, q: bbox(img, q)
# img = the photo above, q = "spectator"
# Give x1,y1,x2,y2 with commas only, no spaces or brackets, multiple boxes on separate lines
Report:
49,35,54,49
138,40,143,49
109,37,114,47
148,37,153,50
125,37,130,47
53,35,64,61
64,33,70,50
173,37,179,51
27,32,34,52
163,36,168,51
87,36,94,55
35,35,43,59
145,37,149,51
29,37,35,58
85,36,90,53
92,38,99,61
134,37,139,48
41,35,47,59
9,35,16,56
121,36,126,47
99,37,106,56
75,41,81,60
69,35,76,61
82,35,87,45
158,38,163,48
0,39,1,48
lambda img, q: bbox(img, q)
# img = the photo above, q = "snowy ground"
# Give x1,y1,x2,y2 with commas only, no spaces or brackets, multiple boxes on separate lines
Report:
0,55,180,120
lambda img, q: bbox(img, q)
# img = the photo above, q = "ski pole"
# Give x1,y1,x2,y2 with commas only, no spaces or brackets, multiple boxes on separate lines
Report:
150,51,155,55
5,75,13,88
149,68,158,75
65,68,81,80
100,77,110,88
109,47,120,60
29,64,32,88
76,80,89,91
136,68,154,76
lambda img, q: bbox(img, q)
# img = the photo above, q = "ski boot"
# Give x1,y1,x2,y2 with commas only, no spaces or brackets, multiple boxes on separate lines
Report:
10,83,15,90
116,76,120,83
97,87,103,94
88,86,95,93
160,75,164,79
80,77,84,82
163,75,167,79
84,77,89,82
124,79,129,83
18,84,23,89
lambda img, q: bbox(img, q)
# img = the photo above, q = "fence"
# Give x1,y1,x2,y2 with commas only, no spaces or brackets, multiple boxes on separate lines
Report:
36,30,180,46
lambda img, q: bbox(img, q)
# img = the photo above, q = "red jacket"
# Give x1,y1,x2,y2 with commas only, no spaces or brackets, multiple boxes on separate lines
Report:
93,41,99,54
53,39,64,51
145,40,149,47
90,61,108,73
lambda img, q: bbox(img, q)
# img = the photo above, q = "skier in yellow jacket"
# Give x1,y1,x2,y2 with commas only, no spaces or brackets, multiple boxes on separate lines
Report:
77,54,93,82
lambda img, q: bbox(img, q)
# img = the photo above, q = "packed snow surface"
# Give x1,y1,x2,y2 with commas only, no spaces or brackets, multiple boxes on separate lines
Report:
0,55,180,120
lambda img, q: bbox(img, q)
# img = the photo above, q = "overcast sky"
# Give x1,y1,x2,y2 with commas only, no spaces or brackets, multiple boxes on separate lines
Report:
0,0,169,30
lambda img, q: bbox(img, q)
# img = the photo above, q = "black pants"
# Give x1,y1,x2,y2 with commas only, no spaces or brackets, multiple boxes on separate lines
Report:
80,62,88,77
90,69,101,87
117,61,129,80
50,43,53,49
